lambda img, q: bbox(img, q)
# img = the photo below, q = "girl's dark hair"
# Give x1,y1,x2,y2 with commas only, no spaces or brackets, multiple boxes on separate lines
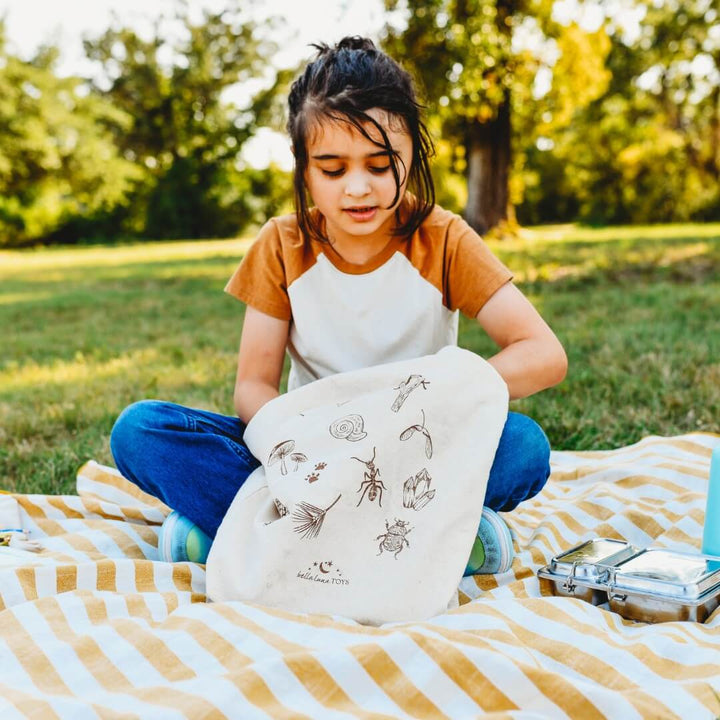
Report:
287,36,435,243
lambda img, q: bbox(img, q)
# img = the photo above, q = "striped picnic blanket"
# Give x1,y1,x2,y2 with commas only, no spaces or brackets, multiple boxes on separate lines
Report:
1,433,719,719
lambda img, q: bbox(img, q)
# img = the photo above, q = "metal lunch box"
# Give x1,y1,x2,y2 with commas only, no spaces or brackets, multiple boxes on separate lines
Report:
538,539,720,623
537,538,639,605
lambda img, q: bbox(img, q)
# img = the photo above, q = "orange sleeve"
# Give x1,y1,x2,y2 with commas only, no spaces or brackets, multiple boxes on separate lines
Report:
443,215,513,318
224,219,292,320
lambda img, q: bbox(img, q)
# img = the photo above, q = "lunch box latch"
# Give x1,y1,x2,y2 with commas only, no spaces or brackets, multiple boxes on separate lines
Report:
561,561,581,594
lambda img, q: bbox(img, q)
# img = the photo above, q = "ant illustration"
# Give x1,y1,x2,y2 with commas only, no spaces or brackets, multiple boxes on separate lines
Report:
351,447,387,507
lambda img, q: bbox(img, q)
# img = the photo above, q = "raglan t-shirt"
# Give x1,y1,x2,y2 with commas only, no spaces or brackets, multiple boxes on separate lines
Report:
225,204,513,392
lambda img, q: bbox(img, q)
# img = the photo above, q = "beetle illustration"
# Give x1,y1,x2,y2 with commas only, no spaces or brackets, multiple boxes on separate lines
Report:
351,447,387,507
376,518,412,558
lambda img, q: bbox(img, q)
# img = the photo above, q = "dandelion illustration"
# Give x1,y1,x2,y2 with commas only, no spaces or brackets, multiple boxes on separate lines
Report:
399,409,433,459
292,494,342,539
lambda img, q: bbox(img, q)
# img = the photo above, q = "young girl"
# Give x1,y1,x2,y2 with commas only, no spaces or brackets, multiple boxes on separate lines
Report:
110,37,567,574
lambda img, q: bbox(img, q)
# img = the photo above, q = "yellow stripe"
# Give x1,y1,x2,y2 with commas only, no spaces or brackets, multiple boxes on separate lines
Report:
0,682,62,719
111,617,196,682
43,596,134,691
284,653,400,720
508,600,720,687
350,643,449,720
220,667,313,720
212,605,399,718
77,460,171,512
407,630,517,712
45,496,86,519
1,612,74,695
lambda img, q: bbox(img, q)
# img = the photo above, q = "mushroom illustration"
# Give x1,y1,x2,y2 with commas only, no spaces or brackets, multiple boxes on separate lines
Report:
290,452,308,472
268,440,295,475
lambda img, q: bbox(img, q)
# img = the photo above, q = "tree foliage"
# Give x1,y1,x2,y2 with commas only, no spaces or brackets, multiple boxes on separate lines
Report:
1,2,718,245
82,3,280,239
518,0,720,224
382,0,611,233
0,25,139,246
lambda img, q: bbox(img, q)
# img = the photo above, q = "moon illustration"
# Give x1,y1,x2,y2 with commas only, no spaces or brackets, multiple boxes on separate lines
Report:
318,561,331,574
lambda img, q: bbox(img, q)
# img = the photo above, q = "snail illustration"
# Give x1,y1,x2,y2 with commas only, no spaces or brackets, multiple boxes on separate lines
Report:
329,414,367,442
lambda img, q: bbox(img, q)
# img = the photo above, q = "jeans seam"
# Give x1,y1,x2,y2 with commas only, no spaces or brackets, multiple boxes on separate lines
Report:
220,435,256,464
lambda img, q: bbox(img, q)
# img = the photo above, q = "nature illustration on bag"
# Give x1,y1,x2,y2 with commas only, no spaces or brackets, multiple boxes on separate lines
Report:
305,461,327,483
351,447,387,507
329,414,367,442
376,518,413,558
402,468,436,511
268,440,308,475
391,374,430,412
292,494,342,540
399,409,433,459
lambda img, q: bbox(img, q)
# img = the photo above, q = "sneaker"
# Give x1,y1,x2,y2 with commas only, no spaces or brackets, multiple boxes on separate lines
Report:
158,511,212,564
464,507,514,575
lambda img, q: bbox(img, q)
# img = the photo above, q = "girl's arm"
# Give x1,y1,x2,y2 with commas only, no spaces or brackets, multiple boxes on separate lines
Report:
233,306,290,424
475,282,568,401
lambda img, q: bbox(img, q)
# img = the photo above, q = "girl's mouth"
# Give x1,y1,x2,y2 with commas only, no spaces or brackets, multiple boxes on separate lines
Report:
343,206,378,222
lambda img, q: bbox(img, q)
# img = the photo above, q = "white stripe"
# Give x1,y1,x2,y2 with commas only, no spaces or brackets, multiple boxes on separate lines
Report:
0,567,29,608
11,603,104,697
33,564,58,598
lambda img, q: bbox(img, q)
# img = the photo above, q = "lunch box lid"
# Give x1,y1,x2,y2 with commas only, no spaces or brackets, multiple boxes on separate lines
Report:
608,548,720,600
547,538,639,582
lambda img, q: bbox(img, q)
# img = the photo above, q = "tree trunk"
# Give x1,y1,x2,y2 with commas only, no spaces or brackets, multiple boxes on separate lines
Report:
463,92,511,235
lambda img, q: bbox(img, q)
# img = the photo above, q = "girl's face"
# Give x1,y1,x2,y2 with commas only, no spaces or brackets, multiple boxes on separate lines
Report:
304,108,413,249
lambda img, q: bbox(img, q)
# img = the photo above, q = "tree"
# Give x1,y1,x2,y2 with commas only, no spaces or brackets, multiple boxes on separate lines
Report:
516,0,719,225
383,0,615,233
383,0,512,233
0,23,139,246
82,3,280,239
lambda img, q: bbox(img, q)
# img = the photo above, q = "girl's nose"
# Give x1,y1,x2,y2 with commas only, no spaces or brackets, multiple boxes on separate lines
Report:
344,170,371,198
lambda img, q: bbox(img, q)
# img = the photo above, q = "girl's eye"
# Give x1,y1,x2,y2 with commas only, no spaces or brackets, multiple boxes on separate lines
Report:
321,168,344,177
369,165,391,174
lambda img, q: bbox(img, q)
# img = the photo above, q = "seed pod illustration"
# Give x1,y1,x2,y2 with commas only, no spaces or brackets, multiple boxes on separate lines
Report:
399,410,433,459
329,414,367,442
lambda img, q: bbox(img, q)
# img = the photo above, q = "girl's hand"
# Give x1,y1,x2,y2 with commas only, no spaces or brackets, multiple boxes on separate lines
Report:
234,306,290,424
475,282,568,400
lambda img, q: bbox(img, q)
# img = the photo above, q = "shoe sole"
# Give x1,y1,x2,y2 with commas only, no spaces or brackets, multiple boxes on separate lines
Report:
481,507,514,574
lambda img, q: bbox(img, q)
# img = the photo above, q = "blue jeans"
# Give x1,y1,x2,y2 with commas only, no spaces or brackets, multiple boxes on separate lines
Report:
110,400,551,539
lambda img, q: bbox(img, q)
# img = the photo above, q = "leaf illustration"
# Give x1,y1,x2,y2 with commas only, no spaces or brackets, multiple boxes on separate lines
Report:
399,427,417,441
292,495,341,540
424,433,433,459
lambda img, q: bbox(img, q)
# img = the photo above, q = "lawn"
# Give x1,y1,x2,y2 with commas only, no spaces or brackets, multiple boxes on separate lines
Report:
2,223,720,495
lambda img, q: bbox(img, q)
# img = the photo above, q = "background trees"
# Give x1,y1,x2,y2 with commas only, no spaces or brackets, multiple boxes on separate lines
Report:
0,25,138,246
1,1,718,246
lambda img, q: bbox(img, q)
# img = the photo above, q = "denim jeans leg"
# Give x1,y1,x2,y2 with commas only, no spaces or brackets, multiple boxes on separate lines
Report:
483,411,551,512
110,400,260,538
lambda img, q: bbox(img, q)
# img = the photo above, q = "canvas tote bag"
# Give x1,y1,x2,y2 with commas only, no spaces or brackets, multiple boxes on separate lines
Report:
206,346,509,625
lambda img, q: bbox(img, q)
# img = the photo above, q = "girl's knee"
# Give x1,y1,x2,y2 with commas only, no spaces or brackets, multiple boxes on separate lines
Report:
491,413,551,511
110,400,174,460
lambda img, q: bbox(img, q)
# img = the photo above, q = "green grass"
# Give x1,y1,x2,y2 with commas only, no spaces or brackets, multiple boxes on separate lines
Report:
2,223,720,495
